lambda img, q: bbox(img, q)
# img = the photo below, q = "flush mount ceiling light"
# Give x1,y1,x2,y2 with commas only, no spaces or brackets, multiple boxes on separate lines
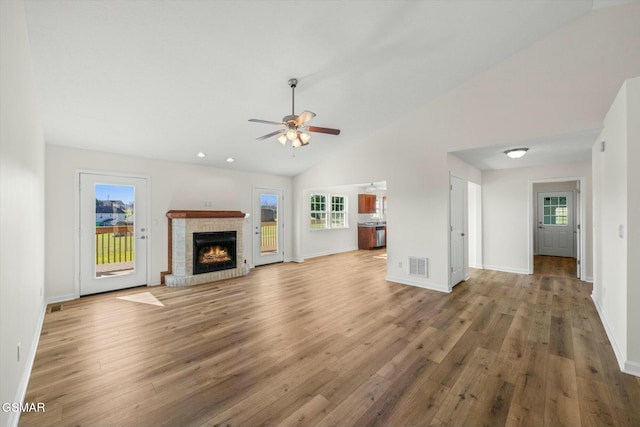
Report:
225,157,235,163
504,148,529,159
195,152,206,158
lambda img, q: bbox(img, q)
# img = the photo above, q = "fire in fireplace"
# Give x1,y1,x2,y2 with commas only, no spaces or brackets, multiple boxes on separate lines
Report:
193,231,237,275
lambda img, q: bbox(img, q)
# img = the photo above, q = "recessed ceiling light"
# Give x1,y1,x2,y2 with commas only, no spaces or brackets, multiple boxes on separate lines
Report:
504,148,528,159
196,152,206,158
226,157,235,163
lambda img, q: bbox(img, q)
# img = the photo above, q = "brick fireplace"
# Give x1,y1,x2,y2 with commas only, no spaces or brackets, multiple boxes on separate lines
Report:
163,210,249,286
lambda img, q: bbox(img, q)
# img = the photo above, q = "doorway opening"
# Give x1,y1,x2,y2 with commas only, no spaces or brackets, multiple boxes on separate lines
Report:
529,178,585,279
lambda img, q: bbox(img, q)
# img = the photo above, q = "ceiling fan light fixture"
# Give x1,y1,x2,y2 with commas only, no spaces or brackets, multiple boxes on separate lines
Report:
249,78,341,147
504,148,528,159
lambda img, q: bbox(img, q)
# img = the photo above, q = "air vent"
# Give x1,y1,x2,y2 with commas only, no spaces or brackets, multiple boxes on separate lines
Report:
48,304,63,313
409,257,428,278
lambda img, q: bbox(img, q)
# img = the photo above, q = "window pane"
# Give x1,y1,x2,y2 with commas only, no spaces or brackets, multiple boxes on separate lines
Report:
551,197,559,205
310,213,327,229
95,184,135,278
559,197,567,205
331,212,345,228
544,197,551,206
544,207,551,215
544,216,551,225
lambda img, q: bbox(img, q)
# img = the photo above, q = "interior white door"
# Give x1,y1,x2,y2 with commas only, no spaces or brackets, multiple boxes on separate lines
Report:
450,175,465,286
80,173,148,295
537,191,574,258
253,188,284,266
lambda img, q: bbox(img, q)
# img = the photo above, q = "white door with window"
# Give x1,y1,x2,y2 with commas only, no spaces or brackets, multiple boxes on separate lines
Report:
450,175,465,286
537,191,574,257
253,188,284,266
79,173,149,295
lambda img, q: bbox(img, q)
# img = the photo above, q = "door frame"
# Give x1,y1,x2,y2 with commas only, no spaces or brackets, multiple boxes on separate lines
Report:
252,186,285,267
74,169,152,298
449,173,466,287
528,176,586,279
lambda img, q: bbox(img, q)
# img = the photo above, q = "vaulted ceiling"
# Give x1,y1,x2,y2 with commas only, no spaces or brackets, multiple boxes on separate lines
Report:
22,0,634,176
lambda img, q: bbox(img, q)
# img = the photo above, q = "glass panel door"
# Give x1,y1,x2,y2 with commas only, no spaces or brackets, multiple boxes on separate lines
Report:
253,188,284,266
80,173,148,295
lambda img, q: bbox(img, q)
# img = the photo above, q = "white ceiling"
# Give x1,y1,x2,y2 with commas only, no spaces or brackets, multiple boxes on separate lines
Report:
22,1,620,176
450,128,602,170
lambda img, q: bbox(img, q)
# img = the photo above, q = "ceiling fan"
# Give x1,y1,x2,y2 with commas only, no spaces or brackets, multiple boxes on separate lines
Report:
249,78,340,148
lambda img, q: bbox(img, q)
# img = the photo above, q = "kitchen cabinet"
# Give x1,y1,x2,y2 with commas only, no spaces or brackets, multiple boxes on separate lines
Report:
358,194,376,214
358,225,386,250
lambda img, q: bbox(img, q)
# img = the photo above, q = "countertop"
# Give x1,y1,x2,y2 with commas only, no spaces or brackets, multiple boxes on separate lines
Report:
357,222,386,227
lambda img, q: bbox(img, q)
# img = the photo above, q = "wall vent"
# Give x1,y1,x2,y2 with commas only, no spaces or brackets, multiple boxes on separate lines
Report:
409,257,428,278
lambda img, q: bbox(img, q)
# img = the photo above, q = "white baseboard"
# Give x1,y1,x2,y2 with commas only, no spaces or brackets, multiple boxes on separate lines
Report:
8,301,47,427
624,360,640,377
46,293,77,304
469,263,484,269
386,275,451,293
483,264,529,275
591,293,639,377
302,246,358,260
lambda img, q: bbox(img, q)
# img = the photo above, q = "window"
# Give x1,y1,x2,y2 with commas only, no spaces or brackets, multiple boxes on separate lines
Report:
543,196,568,225
310,194,348,229
331,195,347,228
310,194,327,229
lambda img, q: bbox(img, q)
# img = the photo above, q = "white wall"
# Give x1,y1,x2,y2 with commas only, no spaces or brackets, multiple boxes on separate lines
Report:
483,162,592,276
592,76,640,375
45,145,292,301
627,77,640,368
0,2,47,426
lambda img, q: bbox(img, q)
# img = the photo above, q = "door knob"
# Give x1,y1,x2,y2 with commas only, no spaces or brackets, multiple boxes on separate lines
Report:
461,233,465,236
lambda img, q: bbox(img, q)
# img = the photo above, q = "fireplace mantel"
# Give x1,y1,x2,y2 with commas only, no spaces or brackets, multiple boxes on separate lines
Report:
166,210,245,219
162,210,249,286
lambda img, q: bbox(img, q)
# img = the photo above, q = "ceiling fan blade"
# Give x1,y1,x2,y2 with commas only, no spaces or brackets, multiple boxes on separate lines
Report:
256,129,286,140
308,126,341,135
294,110,316,125
249,118,284,126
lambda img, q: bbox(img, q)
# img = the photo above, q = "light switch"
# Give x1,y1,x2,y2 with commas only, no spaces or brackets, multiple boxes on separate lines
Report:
619,224,624,238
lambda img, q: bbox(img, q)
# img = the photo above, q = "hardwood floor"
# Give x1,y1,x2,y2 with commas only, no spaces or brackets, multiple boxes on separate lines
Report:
534,255,577,278
21,250,640,426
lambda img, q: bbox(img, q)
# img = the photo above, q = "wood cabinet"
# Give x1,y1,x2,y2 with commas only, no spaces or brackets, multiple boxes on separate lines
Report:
358,226,377,250
358,194,376,213
358,226,386,250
